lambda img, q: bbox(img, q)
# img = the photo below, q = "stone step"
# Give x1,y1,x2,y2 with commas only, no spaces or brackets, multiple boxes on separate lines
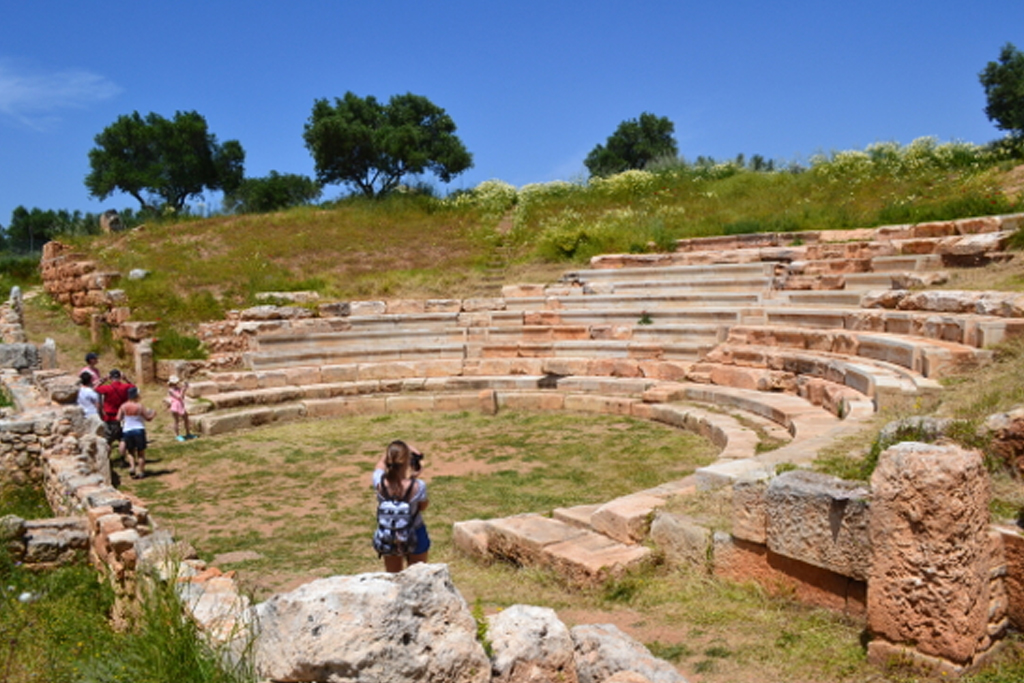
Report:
245,344,468,370
694,395,875,489
606,277,775,293
726,324,988,379
504,292,763,310
463,513,652,585
776,291,865,307
870,254,943,272
843,273,911,289
476,340,714,362
565,262,777,282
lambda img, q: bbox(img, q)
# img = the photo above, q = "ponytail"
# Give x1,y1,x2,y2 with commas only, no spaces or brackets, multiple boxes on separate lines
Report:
384,440,410,486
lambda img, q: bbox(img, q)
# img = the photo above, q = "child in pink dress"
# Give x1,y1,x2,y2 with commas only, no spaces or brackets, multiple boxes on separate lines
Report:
166,375,195,441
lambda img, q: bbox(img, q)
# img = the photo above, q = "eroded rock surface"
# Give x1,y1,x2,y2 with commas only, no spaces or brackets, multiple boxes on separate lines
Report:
252,563,490,683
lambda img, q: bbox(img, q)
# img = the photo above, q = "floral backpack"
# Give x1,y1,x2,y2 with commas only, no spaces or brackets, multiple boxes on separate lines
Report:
373,480,417,557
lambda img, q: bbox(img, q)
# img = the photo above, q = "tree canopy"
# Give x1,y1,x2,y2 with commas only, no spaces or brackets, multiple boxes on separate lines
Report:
225,171,322,213
979,43,1024,138
584,112,678,178
85,111,245,212
303,92,473,198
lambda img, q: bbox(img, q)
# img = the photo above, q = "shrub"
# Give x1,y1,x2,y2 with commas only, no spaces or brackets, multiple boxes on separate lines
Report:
153,326,208,361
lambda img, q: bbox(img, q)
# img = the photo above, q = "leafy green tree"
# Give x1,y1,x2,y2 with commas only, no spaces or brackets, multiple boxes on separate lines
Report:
225,171,322,213
980,43,1024,138
303,92,473,198
85,111,245,212
584,112,678,178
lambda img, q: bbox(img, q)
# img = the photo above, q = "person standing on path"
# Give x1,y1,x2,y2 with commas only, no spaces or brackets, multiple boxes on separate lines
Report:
76,371,101,418
165,375,195,441
372,440,430,573
117,386,156,479
96,369,135,464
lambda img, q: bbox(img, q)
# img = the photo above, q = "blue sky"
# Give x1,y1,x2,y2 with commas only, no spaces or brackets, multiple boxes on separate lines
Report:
1,1,1021,224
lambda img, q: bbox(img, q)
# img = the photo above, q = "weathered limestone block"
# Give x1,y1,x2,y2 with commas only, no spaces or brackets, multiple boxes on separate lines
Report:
317,300,351,317
591,494,665,545
650,511,712,570
463,297,507,312
765,471,871,580
731,477,768,544
571,624,688,683
349,300,387,316
452,519,490,559
252,564,489,683
386,299,426,314
868,442,993,667
489,605,579,683
239,305,313,321
0,344,38,371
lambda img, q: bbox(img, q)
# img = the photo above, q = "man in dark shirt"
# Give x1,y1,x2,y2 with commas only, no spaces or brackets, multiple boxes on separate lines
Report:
95,369,135,463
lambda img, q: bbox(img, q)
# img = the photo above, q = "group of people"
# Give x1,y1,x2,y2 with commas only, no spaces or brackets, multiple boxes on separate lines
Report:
78,352,431,572
75,352,194,479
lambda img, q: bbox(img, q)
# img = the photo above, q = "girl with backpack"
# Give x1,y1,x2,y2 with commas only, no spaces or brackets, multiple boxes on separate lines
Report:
372,440,429,572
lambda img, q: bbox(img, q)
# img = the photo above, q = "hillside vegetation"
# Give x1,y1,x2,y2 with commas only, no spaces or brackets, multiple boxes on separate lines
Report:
60,138,1024,331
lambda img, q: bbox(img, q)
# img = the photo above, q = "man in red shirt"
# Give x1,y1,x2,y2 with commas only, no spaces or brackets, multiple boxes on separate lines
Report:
95,369,135,463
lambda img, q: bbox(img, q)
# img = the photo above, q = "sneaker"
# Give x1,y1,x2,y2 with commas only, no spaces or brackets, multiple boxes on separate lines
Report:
176,435,186,442
185,434,198,440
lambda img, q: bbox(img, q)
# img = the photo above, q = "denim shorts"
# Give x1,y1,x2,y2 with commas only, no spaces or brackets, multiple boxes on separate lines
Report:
410,525,431,555
123,429,147,452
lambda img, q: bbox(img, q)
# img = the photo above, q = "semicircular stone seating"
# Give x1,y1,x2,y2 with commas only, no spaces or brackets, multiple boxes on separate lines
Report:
186,213,1024,585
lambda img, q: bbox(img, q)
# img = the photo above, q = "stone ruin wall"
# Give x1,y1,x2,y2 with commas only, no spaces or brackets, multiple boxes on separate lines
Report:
674,456,1024,677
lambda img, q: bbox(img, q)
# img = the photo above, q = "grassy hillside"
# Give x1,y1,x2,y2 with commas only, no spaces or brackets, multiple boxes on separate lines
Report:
58,138,1024,331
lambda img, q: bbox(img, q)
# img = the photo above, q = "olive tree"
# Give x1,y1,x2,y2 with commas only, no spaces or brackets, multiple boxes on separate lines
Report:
980,43,1024,138
584,112,678,178
303,92,473,198
85,111,245,212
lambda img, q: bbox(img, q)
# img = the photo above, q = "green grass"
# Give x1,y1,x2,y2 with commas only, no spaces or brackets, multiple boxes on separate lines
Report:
0,481,51,519
127,410,718,594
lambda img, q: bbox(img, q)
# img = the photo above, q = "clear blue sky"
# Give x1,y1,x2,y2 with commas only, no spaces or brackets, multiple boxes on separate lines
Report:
1,1,1021,224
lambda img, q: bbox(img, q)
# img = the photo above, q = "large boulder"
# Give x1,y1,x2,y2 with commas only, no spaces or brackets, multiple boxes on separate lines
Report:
488,605,578,683
252,563,489,683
